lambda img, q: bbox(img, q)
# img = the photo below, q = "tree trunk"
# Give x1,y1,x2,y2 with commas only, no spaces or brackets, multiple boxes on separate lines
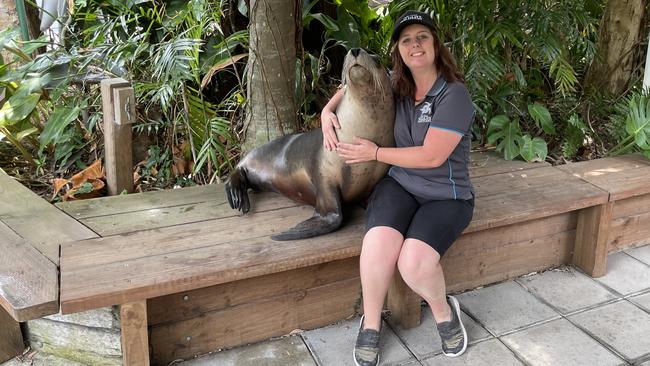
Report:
0,0,18,64
0,0,17,29
242,0,300,153
585,0,645,95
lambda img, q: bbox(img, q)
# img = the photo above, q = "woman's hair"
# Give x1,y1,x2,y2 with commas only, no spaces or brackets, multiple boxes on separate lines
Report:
391,29,464,99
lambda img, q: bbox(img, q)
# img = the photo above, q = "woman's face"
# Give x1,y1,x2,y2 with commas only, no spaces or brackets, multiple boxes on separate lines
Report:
397,24,436,72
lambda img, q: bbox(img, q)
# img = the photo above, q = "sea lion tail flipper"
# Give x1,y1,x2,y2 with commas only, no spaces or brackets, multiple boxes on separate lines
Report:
271,212,343,241
272,187,343,241
225,168,250,213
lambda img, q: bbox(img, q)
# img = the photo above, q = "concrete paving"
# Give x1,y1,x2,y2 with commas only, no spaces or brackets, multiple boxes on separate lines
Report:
4,247,650,366
171,246,650,366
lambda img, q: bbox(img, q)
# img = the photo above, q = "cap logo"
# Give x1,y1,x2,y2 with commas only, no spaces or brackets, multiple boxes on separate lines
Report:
401,14,423,23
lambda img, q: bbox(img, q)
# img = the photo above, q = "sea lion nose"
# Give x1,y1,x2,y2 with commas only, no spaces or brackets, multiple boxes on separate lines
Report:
351,48,361,57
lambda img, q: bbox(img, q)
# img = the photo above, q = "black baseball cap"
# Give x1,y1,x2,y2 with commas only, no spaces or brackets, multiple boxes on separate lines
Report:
391,10,436,43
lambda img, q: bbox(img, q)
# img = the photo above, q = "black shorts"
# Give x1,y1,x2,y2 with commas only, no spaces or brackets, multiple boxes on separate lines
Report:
365,176,474,256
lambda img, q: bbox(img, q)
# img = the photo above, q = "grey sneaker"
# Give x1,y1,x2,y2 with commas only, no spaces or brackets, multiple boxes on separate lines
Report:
436,296,467,357
353,315,381,366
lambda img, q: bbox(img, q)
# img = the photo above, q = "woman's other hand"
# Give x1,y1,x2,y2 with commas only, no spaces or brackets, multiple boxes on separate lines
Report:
337,136,378,164
321,108,341,151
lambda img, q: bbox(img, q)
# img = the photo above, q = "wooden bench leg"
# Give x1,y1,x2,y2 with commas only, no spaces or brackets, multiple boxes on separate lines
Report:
573,202,613,277
387,271,421,329
120,301,150,366
0,306,24,363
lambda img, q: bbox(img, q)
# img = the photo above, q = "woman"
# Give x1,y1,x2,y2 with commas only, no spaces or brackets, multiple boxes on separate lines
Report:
320,10,475,366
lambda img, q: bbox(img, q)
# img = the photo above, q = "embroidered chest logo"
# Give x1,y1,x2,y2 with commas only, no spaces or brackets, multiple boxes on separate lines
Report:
417,101,433,123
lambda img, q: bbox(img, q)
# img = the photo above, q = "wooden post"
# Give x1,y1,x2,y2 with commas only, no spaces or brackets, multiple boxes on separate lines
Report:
0,306,24,363
101,78,135,196
573,202,613,277
387,272,421,329
120,300,150,366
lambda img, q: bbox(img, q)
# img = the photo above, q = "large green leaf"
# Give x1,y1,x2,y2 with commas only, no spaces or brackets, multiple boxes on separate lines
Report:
39,106,81,153
0,93,40,127
329,8,361,49
519,135,548,162
487,115,522,160
304,13,339,32
625,96,650,148
13,74,51,97
528,102,555,135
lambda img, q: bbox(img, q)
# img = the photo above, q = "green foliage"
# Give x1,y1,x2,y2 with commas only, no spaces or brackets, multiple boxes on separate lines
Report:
0,30,57,167
0,0,249,186
528,103,555,135
39,107,81,156
520,135,548,162
562,114,588,159
377,0,603,162
487,115,521,161
609,91,650,158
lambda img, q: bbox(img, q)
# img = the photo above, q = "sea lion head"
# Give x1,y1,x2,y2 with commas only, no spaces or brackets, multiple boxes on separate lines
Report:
341,48,390,98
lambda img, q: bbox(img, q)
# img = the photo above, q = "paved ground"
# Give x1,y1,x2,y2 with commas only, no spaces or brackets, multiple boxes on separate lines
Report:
4,245,650,366
177,245,650,366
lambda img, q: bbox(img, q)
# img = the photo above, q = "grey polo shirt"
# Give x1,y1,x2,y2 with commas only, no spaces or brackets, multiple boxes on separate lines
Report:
388,77,475,201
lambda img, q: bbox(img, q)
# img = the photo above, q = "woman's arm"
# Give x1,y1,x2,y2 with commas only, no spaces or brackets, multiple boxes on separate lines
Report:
321,88,345,151
336,128,462,168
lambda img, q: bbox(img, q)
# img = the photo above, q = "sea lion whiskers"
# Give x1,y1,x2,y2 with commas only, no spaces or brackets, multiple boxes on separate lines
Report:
342,50,390,104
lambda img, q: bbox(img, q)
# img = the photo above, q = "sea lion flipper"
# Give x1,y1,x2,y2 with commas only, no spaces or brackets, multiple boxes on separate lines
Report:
271,212,342,241
272,186,343,241
225,168,250,213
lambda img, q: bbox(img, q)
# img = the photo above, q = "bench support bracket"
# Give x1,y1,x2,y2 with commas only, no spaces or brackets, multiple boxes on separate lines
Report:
387,271,421,329
0,306,24,363
573,202,613,277
120,300,150,366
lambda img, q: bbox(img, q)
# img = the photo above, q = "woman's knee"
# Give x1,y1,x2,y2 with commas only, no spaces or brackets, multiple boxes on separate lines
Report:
360,226,404,265
397,239,441,280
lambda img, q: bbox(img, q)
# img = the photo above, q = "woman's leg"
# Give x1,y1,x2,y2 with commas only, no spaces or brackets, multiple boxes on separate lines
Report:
360,177,419,331
397,239,451,322
397,198,473,322
359,226,404,331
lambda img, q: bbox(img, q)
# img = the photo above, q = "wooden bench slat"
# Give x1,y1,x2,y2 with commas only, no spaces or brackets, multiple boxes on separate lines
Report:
60,210,366,314
147,257,360,326
61,205,315,270
469,151,549,178
0,169,97,264
0,221,59,321
56,184,223,219
619,153,650,166
468,166,608,233
556,156,650,201
74,192,300,237
609,210,650,252
149,276,360,364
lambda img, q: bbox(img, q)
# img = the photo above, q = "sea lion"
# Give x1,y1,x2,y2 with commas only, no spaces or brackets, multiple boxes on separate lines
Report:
226,48,394,240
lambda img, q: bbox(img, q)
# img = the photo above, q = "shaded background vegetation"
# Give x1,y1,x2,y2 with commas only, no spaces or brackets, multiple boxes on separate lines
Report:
0,0,649,200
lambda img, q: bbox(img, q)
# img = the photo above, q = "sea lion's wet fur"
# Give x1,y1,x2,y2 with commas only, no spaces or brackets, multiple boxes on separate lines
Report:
226,49,394,240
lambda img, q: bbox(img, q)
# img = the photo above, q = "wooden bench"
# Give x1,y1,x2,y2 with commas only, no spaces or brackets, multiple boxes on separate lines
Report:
0,168,96,362
556,154,650,275
56,152,611,365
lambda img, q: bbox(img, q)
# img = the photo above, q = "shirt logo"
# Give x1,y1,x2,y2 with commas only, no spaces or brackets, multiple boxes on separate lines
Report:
417,101,432,123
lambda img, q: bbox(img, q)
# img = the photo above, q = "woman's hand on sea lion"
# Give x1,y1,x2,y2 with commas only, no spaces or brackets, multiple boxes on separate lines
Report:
321,110,341,151
336,136,378,164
